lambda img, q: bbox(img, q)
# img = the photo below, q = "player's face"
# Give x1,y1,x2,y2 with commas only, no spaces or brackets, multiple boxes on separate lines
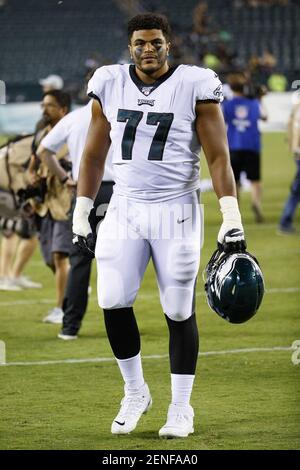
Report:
129,29,170,76
41,95,66,125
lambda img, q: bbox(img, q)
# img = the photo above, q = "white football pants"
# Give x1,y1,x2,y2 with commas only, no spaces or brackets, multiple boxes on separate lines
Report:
95,191,203,322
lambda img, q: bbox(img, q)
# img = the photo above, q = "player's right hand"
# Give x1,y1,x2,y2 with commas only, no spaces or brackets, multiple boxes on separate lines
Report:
72,196,96,257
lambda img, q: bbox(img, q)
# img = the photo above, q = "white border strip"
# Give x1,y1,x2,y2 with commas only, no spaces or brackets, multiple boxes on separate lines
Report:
0,346,292,367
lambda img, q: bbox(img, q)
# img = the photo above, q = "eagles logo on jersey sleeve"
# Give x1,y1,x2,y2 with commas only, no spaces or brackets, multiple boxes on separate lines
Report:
189,67,224,103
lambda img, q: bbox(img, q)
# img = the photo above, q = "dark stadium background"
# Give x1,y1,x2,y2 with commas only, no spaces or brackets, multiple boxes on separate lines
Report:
0,0,299,102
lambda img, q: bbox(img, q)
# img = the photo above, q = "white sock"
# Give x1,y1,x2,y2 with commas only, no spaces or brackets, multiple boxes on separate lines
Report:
116,352,145,392
171,374,195,407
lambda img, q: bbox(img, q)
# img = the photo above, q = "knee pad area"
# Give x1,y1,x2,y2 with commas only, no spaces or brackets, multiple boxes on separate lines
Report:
97,268,134,309
163,286,194,322
167,243,200,282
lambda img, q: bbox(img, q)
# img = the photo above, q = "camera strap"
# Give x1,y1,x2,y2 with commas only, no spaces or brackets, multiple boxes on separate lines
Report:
5,142,19,211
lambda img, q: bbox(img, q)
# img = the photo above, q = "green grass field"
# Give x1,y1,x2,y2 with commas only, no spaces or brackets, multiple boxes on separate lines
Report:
0,133,299,450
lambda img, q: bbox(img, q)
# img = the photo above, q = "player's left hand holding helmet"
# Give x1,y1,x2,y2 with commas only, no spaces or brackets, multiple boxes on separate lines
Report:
204,195,265,324
72,196,96,257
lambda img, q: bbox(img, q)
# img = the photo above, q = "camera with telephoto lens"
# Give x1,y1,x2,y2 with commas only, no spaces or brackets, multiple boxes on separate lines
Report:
59,158,72,173
17,178,47,206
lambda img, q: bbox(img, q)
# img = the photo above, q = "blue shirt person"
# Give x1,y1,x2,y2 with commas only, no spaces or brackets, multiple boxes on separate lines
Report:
222,79,267,223
223,96,262,153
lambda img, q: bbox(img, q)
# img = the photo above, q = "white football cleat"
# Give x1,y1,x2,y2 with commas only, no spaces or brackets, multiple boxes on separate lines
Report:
111,383,152,435
43,307,64,324
159,404,194,439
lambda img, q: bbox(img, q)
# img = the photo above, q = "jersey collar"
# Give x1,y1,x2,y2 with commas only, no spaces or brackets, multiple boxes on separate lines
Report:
129,64,179,96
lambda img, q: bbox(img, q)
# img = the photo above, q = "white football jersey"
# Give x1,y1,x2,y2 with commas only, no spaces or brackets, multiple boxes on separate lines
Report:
88,64,223,202
41,100,114,182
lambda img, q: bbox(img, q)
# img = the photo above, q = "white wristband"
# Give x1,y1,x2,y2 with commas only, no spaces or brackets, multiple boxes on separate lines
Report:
217,196,244,244
219,196,242,224
75,196,94,214
72,196,94,237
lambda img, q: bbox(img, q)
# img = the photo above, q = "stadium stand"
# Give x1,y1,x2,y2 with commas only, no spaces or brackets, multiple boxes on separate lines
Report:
0,0,299,101
0,0,127,99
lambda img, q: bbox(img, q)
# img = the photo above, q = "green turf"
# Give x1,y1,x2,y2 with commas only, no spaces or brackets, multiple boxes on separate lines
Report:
0,133,299,450
0,135,10,146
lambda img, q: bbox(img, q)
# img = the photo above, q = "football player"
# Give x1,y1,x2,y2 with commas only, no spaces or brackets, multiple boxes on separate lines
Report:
73,13,245,438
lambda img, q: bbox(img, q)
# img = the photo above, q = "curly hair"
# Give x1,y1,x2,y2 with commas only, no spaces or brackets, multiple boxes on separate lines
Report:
128,13,172,42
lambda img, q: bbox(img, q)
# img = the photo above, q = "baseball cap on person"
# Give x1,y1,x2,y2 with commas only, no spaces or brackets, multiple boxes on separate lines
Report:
39,74,64,90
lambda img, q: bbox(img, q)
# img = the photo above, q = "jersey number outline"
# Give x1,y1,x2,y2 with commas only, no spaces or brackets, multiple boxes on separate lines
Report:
117,109,174,161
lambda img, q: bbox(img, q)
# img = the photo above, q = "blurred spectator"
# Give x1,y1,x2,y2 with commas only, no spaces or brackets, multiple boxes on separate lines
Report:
248,51,277,86
278,102,300,234
246,0,290,6
30,90,73,324
223,73,267,223
0,134,42,291
39,74,64,93
260,50,277,77
0,234,41,291
84,52,106,71
36,75,65,130
222,82,234,100
216,42,233,68
168,34,186,65
36,98,114,339
193,1,210,35
0,235,20,291
115,0,145,17
76,67,98,104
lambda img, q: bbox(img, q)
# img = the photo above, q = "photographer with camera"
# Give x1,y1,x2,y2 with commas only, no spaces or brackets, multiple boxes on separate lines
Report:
28,89,74,324
36,97,114,338
0,134,43,291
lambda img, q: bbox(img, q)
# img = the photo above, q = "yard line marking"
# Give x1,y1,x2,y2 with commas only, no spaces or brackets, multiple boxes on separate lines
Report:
0,287,299,307
0,346,292,367
265,287,300,294
0,299,56,306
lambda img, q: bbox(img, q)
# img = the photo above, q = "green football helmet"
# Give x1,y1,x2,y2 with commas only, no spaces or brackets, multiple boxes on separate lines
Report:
204,248,264,324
